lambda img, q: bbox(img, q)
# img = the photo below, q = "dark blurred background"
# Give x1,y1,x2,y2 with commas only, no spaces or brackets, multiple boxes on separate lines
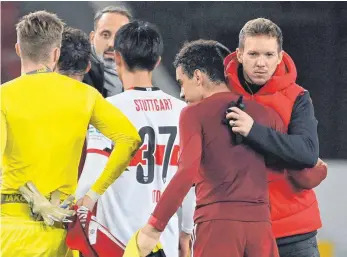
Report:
1,2,346,256
2,1,346,160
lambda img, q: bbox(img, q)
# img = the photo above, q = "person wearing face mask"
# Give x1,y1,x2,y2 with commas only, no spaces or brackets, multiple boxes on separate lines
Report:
83,6,132,97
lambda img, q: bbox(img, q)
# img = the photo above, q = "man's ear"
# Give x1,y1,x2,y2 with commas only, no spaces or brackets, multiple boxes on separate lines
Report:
85,60,91,74
114,51,122,67
236,48,243,64
194,69,204,87
89,31,95,44
278,50,284,65
51,47,61,71
15,43,21,58
154,56,161,69
53,47,61,64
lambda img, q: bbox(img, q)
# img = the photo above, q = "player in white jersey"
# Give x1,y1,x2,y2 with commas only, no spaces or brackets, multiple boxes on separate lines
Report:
76,21,195,257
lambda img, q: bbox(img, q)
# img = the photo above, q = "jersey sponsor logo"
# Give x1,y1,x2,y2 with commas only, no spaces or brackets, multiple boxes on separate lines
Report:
88,126,105,141
134,99,173,111
88,125,102,135
88,125,113,149
1,194,27,204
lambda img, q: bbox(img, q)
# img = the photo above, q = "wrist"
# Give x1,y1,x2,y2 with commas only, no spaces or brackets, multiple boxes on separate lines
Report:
142,224,161,240
148,215,166,232
85,189,100,202
245,120,259,139
244,119,254,137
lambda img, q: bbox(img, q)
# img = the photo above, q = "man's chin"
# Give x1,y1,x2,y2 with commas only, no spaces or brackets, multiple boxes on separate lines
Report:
103,57,116,69
251,77,269,86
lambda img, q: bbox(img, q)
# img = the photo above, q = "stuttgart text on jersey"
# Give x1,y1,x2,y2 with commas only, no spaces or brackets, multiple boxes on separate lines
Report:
134,99,173,111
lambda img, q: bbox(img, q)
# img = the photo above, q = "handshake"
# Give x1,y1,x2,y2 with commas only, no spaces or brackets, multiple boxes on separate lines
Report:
19,181,76,226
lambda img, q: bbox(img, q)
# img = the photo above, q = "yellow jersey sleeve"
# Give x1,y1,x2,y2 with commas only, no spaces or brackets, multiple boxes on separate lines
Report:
0,110,7,168
89,92,141,195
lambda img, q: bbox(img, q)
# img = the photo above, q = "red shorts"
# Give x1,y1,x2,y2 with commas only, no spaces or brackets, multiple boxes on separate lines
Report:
192,220,279,257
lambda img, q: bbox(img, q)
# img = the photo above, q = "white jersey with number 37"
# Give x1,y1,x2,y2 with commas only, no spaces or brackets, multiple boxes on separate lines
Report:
76,87,195,257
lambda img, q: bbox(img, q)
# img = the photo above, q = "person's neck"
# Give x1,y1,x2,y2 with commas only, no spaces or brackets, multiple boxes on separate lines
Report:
203,83,230,99
66,74,83,82
122,70,153,90
21,60,53,75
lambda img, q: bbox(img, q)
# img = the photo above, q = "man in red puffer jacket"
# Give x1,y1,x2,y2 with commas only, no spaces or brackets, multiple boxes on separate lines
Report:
224,18,326,257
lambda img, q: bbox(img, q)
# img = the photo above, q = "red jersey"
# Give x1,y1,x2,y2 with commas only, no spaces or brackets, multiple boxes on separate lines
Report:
149,92,284,231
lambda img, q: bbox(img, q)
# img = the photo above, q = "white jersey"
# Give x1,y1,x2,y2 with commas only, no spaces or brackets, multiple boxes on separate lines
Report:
76,87,196,257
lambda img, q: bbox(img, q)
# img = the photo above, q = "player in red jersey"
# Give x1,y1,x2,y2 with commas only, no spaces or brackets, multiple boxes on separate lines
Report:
125,40,281,257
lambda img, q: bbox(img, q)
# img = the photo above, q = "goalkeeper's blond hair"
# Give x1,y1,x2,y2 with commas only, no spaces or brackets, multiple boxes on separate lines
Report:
16,10,65,63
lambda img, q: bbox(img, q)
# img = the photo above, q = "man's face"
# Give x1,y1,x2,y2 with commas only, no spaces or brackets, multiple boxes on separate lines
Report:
237,35,283,85
91,13,129,61
176,66,203,104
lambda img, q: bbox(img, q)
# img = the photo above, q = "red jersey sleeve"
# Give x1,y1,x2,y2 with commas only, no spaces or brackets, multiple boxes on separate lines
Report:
148,106,202,231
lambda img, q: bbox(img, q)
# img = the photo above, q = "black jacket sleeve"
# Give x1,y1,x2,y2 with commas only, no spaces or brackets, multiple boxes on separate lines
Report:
245,91,319,169
82,58,106,97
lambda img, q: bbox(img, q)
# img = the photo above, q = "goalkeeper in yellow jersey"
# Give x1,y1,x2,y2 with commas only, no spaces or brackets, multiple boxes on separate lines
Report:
0,11,141,257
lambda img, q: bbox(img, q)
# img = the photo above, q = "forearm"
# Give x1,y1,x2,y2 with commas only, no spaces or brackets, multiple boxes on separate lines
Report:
90,95,141,196
247,122,318,168
149,105,201,232
91,136,140,195
287,159,328,189
149,166,197,232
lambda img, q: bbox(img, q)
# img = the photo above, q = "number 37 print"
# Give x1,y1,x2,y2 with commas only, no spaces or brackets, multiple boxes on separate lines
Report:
131,126,179,184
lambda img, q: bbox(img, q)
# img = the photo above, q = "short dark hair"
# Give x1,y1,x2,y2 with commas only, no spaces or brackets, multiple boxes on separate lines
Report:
58,26,91,76
239,18,283,51
114,20,163,72
173,39,231,84
94,6,132,29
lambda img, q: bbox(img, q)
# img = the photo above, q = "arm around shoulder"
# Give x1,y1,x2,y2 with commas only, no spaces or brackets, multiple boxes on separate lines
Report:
246,91,319,169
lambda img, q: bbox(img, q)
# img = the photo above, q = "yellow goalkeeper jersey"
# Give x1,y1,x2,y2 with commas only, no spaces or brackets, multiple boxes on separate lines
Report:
0,71,140,197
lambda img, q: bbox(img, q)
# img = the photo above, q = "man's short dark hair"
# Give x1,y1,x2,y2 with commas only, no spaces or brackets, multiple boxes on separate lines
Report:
239,18,283,51
58,26,91,76
173,39,231,84
114,20,163,72
94,6,132,29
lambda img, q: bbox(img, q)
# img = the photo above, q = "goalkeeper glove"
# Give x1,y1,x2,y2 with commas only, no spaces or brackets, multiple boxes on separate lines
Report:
19,181,75,226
